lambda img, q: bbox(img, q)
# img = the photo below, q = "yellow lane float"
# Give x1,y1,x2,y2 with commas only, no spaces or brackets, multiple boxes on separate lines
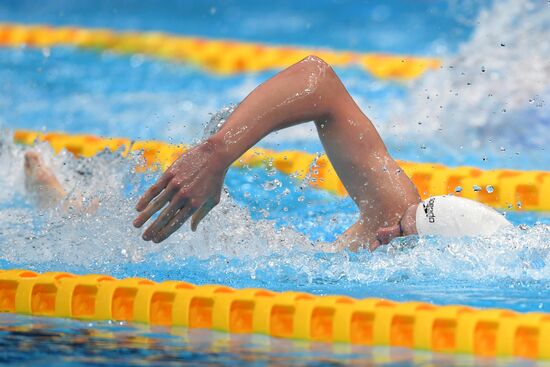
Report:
0,23,440,79
0,270,549,360
13,129,550,212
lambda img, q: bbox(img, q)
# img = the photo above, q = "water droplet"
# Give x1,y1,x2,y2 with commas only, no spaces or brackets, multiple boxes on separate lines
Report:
499,146,506,152
455,186,463,193
298,196,305,202
130,54,144,68
517,201,522,208
420,144,427,150
481,66,486,72
486,185,494,193
262,179,281,191
473,185,482,192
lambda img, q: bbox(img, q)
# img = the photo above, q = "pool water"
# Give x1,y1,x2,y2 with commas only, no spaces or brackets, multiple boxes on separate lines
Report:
6,313,547,367
0,0,549,365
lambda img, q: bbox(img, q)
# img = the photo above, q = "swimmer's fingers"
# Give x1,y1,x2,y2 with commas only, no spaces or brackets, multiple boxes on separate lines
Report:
152,206,196,243
133,185,175,228
190,197,219,232
135,174,171,212
142,197,184,241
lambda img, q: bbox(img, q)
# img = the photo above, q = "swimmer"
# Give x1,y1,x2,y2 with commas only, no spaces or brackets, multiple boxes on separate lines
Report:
24,151,98,212
24,151,67,207
133,55,511,250
24,55,510,250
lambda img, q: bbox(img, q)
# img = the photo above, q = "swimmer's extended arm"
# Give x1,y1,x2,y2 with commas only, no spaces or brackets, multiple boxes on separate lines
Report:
134,55,419,247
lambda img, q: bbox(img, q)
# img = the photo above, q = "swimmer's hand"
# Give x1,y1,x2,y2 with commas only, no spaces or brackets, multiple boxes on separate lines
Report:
370,205,418,251
370,224,402,251
133,140,225,242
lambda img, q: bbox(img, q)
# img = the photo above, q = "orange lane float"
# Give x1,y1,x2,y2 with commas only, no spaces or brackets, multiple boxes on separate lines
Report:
0,23,440,79
13,129,550,211
0,270,549,360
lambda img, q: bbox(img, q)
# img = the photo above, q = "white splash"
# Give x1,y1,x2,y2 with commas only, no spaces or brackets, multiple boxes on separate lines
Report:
390,0,550,149
0,133,313,272
0,131,548,285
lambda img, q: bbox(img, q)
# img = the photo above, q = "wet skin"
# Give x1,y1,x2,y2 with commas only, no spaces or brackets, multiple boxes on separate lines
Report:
134,55,421,251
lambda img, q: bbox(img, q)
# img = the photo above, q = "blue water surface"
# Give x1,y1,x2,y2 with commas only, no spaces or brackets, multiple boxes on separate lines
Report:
0,0,549,366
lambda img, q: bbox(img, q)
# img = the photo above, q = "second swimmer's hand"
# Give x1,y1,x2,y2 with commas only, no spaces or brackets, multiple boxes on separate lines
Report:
133,140,225,243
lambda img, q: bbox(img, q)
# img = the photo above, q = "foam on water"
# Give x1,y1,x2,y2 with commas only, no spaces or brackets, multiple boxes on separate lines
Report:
1,132,549,295
0,132,313,270
390,0,550,152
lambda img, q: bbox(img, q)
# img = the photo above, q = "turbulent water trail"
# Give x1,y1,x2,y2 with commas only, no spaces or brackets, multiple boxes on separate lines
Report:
390,0,550,150
0,134,549,287
0,134,314,270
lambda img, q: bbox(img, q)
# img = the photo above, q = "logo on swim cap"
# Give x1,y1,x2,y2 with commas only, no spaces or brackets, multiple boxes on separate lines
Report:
422,197,436,223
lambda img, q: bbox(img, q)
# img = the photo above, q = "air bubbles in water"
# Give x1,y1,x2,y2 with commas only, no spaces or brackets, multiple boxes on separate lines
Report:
486,185,495,193
201,104,236,140
455,186,463,193
262,179,281,191
390,0,550,149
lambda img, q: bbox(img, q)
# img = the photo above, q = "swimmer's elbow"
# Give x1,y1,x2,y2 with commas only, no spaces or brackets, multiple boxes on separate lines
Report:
302,54,329,67
300,55,336,78
296,55,341,99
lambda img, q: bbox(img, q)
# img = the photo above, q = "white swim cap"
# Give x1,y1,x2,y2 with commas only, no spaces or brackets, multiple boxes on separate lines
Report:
415,195,512,237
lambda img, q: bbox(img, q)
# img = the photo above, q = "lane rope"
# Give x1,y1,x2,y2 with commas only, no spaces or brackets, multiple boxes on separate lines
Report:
0,269,549,360
13,129,550,211
0,23,440,79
